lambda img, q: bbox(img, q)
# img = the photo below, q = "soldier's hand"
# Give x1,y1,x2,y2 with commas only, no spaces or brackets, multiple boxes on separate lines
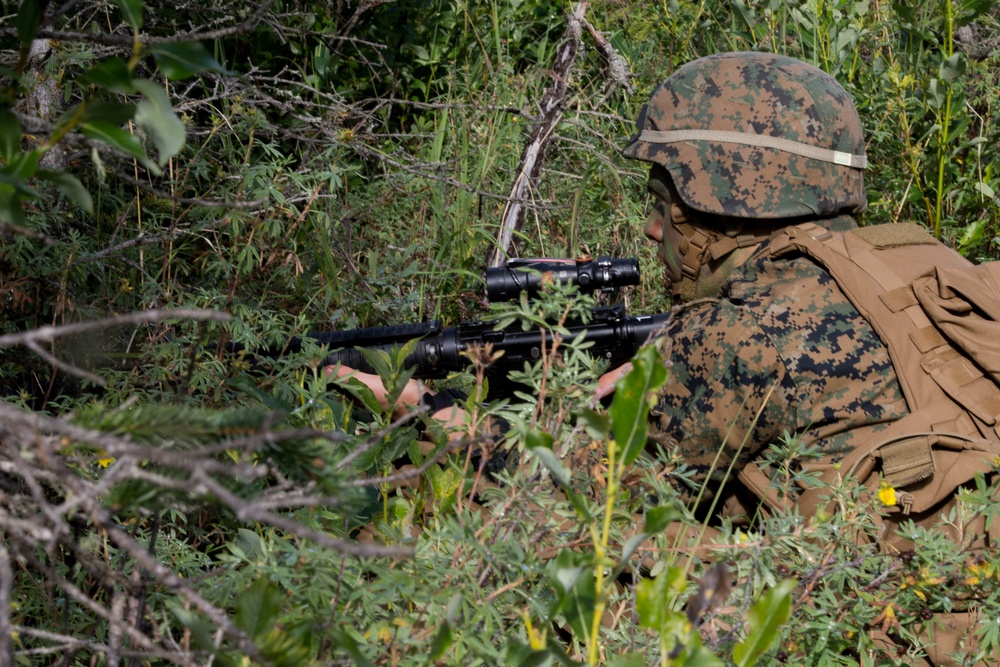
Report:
596,363,632,400
327,365,421,418
328,365,468,429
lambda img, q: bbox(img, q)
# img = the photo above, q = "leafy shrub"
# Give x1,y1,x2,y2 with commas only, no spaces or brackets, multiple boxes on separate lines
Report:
4,0,1000,665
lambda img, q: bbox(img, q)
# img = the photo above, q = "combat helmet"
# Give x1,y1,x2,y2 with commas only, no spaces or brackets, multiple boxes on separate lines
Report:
623,52,867,219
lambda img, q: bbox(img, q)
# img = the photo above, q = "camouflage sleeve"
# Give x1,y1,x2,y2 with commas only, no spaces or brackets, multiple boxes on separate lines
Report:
648,298,798,491
647,251,909,507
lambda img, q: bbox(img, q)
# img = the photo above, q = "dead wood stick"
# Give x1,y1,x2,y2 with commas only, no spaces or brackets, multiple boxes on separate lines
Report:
490,2,588,267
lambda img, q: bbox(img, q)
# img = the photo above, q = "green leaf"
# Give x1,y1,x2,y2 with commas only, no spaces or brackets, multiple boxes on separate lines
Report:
132,78,185,166
525,427,554,451
81,101,137,126
577,408,609,440
427,463,462,514
112,0,143,31
355,346,393,380
927,78,946,110
168,603,218,652
958,218,987,252
610,345,668,466
81,120,160,174
381,339,421,409
643,504,683,535
374,425,417,471
974,181,996,200
151,42,227,80
0,107,22,163
228,378,295,413
427,621,452,662
892,2,916,25
531,446,572,485
15,0,44,47
548,551,596,640
618,505,684,565
335,376,382,415
35,169,94,214
526,431,591,520
957,0,993,28
0,186,25,225
732,579,797,667
2,149,40,180
233,527,266,562
635,565,687,634
78,58,135,94
329,628,376,667
236,577,282,642
263,619,314,667
504,640,556,667
676,630,725,667
0,171,39,199
504,637,583,667
526,429,569,485
939,53,967,86
608,654,644,667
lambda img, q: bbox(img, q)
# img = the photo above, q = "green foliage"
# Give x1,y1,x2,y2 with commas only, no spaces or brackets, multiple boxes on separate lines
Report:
4,0,1000,666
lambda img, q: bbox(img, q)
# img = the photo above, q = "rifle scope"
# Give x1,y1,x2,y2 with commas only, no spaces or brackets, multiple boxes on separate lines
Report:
485,256,640,303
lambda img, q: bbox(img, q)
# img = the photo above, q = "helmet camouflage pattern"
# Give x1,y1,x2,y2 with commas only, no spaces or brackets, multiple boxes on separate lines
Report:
623,52,867,219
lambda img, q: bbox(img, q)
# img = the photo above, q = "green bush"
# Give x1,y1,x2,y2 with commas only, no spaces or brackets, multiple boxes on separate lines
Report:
3,0,1000,665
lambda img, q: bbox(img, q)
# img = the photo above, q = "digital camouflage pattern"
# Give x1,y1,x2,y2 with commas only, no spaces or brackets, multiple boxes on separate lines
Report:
648,217,908,506
623,52,866,219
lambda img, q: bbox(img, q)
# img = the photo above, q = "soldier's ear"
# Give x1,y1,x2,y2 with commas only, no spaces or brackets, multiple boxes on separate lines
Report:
646,165,674,203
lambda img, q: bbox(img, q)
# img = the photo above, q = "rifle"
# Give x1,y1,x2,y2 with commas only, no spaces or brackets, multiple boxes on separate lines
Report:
300,256,672,399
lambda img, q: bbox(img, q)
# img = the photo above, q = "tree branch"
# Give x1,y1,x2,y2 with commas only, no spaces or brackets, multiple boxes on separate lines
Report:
490,2,589,267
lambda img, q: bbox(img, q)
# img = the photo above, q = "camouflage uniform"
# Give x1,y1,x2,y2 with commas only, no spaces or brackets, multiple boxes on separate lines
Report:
647,218,910,506
621,52,990,667
622,52,901,508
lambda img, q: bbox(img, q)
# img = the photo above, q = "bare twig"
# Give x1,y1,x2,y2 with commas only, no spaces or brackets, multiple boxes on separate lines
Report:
26,339,107,386
0,308,230,349
581,16,635,97
4,0,279,47
189,469,413,558
0,309,229,385
0,542,12,667
490,2,589,267
0,220,54,245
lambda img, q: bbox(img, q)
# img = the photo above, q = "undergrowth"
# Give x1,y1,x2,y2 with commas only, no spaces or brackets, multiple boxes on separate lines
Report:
2,0,1000,665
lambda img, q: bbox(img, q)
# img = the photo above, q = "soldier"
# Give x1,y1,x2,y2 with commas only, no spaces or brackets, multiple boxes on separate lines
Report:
336,51,908,516
619,51,907,516
607,52,989,666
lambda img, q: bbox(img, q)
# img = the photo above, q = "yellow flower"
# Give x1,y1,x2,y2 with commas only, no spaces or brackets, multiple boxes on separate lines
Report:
524,612,546,650
878,482,897,507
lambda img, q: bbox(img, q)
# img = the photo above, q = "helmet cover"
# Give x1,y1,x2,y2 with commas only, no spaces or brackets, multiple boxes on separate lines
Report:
623,52,867,219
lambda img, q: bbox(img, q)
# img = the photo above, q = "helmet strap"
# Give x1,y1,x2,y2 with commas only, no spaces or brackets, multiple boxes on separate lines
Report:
668,205,777,300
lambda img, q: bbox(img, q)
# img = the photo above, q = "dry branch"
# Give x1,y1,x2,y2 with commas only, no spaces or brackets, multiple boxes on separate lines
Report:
490,1,589,268
0,309,231,386
0,365,416,663
488,4,636,266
